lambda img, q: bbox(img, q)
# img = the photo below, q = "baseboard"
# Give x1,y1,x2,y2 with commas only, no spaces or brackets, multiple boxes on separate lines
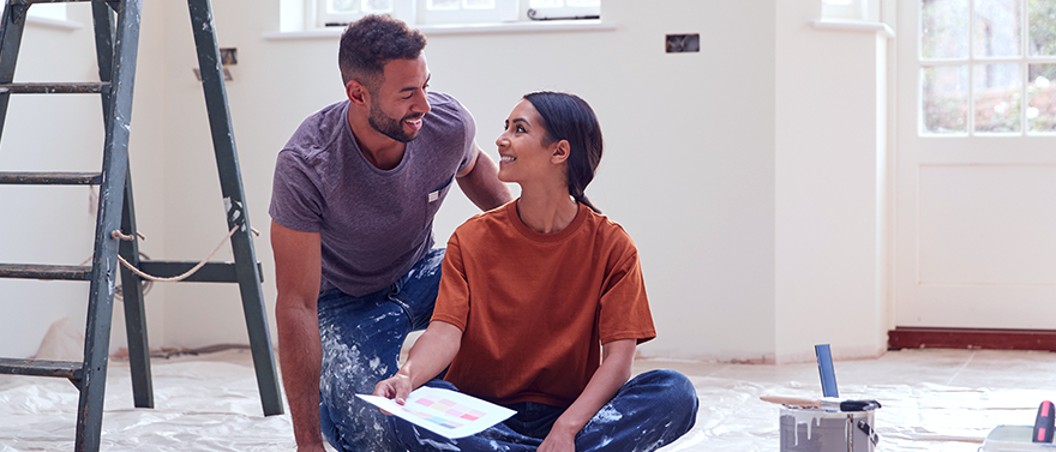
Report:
888,327,1056,351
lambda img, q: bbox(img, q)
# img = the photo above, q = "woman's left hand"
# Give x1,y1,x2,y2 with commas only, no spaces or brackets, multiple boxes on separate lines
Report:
538,428,576,452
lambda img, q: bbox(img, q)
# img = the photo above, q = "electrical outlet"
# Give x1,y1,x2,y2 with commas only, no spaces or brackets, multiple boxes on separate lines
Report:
219,47,237,65
665,34,700,53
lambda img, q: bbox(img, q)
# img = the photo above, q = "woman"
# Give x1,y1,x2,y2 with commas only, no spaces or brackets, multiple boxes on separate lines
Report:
374,92,698,451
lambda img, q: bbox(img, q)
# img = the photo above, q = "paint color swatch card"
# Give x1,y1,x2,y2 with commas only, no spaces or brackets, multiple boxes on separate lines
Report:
357,387,516,439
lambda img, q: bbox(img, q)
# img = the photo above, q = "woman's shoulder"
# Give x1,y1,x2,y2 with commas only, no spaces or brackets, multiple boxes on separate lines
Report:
453,201,515,235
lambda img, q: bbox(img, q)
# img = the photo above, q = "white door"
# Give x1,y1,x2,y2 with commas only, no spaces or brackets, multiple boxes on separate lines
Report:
896,0,1056,328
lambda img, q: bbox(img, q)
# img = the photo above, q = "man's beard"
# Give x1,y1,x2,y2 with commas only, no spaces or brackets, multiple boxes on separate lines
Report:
368,101,423,143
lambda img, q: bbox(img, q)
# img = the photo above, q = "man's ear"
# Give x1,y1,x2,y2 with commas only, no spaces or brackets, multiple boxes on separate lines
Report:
551,140,571,165
346,79,370,107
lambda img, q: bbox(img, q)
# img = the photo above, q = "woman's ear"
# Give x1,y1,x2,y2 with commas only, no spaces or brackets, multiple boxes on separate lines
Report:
551,139,571,164
346,80,369,107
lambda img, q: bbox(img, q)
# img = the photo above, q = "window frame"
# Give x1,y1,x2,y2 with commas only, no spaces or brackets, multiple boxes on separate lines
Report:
917,0,1056,136
311,0,599,29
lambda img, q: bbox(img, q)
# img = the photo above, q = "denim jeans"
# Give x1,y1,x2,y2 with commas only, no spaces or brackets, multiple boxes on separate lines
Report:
393,369,700,452
317,248,446,452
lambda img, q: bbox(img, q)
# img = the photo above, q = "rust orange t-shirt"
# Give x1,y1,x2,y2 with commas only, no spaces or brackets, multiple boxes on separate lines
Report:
431,201,656,408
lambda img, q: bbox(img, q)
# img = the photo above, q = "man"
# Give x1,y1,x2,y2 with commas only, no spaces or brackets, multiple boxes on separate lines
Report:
269,15,511,451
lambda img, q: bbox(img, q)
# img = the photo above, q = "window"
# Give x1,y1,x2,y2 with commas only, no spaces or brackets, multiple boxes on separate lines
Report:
0,3,68,22
822,0,867,20
313,0,599,28
920,0,1056,135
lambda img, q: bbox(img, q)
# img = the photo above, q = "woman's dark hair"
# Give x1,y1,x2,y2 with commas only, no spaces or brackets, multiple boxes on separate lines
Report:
522,91,603,213
338,15,427,90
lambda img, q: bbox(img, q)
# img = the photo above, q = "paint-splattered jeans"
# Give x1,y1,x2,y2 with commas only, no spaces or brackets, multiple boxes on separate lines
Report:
317,248,445,452
394,369,699,451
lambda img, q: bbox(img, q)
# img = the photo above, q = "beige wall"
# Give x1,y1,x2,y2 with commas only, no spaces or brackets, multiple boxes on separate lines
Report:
0,0,891,364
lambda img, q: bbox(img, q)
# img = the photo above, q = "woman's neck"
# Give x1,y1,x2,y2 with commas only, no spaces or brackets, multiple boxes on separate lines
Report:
516,185,579,234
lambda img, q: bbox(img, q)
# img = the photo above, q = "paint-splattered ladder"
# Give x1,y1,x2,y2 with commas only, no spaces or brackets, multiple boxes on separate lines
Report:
0,2,283,451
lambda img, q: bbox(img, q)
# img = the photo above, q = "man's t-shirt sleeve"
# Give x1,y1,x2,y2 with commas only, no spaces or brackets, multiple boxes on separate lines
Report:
269,149,324,233
456,101,478,175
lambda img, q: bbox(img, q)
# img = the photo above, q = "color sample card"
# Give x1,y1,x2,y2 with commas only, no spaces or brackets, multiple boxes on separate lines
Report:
357,387,516,439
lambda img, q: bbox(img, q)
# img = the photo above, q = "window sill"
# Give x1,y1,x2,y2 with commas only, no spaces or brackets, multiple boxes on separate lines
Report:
263,19,615,40
26,15,83,31
812,19,894,39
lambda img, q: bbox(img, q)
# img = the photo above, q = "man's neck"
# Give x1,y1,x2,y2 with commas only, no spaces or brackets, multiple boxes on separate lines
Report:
347,109,406,170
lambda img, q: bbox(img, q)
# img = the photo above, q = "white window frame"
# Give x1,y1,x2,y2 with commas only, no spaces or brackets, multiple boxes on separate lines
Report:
917,0,1056,136
314,0,414,28
525,0,599,21
1,3,68,22
417,0,518,25
310,0,600,29
821,0,866,20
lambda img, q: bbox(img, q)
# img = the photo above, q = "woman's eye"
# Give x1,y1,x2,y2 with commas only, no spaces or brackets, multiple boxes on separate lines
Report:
516,126,526,133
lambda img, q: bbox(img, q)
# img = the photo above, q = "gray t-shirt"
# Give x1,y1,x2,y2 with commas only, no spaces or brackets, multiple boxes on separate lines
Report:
269,91,475,296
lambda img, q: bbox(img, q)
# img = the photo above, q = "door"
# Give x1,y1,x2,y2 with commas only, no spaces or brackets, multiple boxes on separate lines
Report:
896,0,1056,328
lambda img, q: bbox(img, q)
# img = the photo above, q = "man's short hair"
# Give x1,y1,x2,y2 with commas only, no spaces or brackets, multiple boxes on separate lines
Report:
339,15,427,91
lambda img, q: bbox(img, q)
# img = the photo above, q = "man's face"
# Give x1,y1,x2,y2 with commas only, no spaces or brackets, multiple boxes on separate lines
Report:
367,56,431,143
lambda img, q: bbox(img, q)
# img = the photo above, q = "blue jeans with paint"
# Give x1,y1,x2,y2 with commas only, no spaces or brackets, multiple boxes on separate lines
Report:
317,248,445,451
394,369,699,451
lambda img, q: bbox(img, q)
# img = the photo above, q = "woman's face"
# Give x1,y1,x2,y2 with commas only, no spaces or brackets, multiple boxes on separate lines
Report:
495,99,558,184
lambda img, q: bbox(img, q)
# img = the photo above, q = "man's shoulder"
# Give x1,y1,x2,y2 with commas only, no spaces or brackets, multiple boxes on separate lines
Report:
424,92,471,130
281,100,349,163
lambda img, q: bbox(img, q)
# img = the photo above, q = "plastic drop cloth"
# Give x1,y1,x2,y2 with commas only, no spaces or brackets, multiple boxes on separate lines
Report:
0,348,1051,451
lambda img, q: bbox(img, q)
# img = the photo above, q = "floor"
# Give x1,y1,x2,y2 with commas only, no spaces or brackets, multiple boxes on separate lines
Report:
1,348,1054,451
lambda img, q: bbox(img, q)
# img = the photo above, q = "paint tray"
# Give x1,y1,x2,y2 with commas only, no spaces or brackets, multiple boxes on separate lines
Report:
980,425,1056,452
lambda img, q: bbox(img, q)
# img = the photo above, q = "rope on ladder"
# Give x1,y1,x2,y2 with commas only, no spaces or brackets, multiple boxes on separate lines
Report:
110,225,260,282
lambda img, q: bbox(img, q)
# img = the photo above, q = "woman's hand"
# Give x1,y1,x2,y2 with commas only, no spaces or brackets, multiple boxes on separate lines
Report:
373,372,414,408
538,422,577,452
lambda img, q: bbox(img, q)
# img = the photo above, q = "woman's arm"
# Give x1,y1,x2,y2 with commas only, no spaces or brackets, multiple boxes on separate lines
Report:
373,321,464,404
538,339,637,452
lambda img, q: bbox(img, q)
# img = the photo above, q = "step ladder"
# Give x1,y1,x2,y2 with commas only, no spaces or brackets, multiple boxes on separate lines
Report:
0,1,284,451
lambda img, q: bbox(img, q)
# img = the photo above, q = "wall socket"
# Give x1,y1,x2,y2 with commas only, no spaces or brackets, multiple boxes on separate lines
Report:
665,34,700,53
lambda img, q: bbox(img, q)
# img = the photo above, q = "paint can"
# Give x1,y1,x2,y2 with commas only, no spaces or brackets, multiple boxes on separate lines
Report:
779,407,878,452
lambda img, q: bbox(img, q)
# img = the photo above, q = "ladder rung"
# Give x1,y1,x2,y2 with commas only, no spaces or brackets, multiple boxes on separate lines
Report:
0,172,102,185
0,264,91,281
0,82,109,94
0,358,83,380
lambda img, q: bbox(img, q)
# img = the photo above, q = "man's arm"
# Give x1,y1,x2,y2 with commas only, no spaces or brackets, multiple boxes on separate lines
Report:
456,143,512,211
272,221,325,452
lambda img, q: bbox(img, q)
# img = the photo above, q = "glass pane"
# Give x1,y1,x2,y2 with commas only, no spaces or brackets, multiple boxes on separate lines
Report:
922,0,970,59
428,0,461,10
974,63,1022,133
328,0,360,14
974,0,1022,57
922,65,970,133
1029,0,1056,55
529,0,565,7
1028,64,1056,132
363,0,393,13
463,0,495,10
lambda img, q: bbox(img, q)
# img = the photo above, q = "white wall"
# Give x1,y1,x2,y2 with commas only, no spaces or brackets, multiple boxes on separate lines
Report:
0,0,893,364
774,1,890,363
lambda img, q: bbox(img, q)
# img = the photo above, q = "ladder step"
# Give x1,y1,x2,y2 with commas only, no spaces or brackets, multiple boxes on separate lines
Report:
0,264,91,281
0,358,83,380
0,82,109,94
0,172,102,185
